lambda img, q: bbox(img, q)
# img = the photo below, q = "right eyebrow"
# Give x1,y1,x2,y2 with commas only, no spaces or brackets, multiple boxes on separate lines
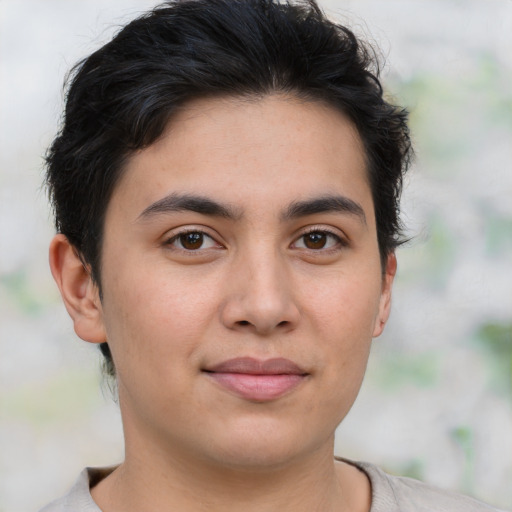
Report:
136,193,242,221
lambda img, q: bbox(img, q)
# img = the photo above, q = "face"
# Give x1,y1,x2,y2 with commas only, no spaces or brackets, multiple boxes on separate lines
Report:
66,95,395,470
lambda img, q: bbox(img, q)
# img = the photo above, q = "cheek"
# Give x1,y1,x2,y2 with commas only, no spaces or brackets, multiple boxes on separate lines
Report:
300,267,381,397
318,321,373,427
100,267,218,375
303,266,383,338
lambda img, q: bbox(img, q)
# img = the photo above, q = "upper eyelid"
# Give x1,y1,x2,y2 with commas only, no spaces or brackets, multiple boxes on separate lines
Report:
295,225,348,241
164,225,220,239
301,226,339,236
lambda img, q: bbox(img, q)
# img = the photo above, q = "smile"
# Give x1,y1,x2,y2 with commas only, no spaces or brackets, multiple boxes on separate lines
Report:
203,357,309,402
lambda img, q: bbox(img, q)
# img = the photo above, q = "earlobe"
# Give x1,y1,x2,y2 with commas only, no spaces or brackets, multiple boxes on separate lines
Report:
372,252,397,338
49,234,106,344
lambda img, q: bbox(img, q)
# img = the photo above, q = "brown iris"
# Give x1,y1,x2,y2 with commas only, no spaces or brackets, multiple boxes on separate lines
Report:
179,232,204,250
303,232,328,249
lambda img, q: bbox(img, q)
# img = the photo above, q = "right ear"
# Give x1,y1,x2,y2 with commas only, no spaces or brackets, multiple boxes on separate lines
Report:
49,234,106,344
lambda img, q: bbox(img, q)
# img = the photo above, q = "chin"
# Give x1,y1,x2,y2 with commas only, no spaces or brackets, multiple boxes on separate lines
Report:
200,417,332,471
208,445,304,472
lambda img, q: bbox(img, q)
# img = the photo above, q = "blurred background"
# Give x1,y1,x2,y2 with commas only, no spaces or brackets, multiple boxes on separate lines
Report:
0,0,511,510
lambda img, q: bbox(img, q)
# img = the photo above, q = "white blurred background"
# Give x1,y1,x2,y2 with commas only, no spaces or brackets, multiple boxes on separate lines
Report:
1,1,511,510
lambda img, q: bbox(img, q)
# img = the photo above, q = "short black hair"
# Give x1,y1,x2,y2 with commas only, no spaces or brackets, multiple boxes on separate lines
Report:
46,0,412,377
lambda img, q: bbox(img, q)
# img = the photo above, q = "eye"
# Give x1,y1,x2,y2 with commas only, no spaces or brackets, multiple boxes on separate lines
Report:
293,230,343,250
167,230,220,251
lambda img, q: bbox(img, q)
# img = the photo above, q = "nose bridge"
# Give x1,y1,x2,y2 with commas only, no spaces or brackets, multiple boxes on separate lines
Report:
246,243,286,304
222,240,300,334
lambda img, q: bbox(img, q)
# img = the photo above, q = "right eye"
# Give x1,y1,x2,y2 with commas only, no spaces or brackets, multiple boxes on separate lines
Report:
166,230,221,251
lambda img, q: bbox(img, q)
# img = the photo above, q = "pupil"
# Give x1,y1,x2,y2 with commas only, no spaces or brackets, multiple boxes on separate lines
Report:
181,232,203,249
306,232,326,249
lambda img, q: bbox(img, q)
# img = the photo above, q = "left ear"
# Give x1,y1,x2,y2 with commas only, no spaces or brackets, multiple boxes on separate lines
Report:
372,252,397,338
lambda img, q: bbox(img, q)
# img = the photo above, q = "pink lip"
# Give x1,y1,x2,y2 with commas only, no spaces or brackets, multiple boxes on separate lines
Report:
204,357,308,402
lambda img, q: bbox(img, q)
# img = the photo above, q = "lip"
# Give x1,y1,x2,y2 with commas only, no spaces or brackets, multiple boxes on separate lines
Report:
203,357,308,402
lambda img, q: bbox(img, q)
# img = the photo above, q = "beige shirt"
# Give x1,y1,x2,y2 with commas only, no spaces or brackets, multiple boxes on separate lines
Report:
38,460,506,512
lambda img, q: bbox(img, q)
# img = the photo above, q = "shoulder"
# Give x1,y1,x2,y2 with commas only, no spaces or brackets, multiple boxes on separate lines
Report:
351,460,507,512
37,467,114,512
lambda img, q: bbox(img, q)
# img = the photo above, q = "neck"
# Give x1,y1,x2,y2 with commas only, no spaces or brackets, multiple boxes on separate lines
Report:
91,434,369,512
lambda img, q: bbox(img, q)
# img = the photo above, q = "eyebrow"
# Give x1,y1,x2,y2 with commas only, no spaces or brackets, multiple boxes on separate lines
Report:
137,192,366,225
282,195,367,225
137,193,242,221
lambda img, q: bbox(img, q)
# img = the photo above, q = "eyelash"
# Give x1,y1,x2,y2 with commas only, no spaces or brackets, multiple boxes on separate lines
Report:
164,226,347,255
293,227,347,252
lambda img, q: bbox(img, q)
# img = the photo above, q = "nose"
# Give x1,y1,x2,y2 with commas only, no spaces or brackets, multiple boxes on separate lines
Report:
220,250,301,336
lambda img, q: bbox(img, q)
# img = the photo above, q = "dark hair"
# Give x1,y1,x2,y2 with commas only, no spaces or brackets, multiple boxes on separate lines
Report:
46,0,412,377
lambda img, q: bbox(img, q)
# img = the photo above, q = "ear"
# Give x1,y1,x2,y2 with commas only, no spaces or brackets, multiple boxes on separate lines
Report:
372,252,397,338
49,234,106,344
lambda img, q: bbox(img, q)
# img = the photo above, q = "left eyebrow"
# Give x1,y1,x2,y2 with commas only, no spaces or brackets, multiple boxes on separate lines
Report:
281,195,367,225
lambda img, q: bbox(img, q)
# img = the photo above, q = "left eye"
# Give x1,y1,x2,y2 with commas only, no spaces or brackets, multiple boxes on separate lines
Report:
294,231,341,250
168,231,219,251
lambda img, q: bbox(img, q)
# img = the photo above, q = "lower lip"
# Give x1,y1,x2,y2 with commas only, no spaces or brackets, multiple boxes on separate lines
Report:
206,372,305,401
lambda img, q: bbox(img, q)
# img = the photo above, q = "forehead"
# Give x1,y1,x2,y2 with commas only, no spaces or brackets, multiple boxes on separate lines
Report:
108,94,372,223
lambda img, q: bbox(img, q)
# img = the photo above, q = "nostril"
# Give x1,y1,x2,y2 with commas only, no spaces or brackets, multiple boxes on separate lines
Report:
238,320,250,326
277,321,289,327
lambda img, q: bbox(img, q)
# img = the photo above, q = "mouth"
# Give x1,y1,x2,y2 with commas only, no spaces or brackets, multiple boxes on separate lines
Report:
202,357,309,402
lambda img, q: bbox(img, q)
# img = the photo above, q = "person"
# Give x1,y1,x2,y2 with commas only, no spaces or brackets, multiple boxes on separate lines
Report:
39,0,504,511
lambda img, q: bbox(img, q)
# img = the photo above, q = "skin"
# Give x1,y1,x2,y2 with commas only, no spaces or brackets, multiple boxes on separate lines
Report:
50,94,396,512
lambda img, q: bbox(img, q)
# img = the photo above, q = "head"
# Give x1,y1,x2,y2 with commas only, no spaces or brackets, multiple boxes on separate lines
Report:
46,0,411,386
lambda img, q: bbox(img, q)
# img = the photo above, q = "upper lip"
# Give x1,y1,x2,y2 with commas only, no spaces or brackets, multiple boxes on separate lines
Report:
205,357,307,375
